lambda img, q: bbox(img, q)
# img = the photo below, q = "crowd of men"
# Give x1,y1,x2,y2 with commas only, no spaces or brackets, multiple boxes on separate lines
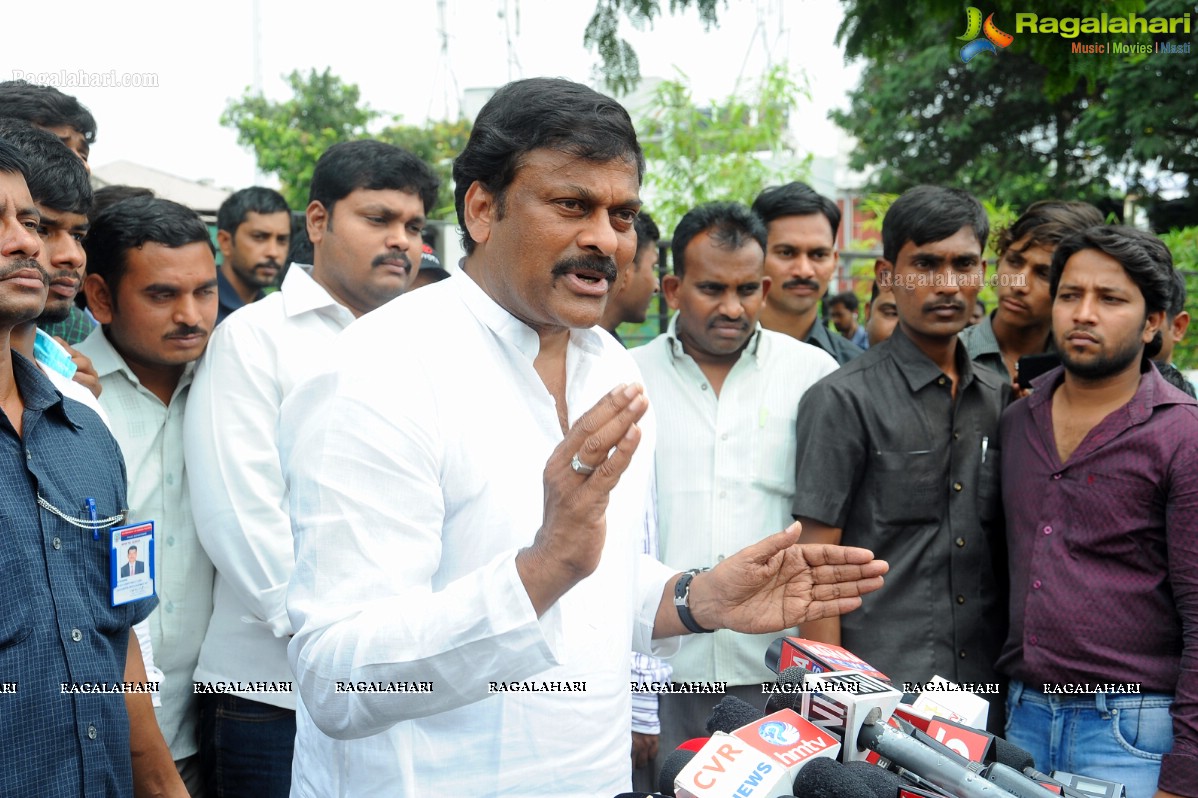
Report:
0,74,1194,798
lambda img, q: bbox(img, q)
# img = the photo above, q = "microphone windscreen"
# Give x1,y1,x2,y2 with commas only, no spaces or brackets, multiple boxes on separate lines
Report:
705,695,764,734
764,665,811,714
792,757,874,798
657,748,696,796
843,760,904,798
992,736,1035,770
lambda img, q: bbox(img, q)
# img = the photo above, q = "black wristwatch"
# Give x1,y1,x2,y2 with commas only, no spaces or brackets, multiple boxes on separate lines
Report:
674,568,715,634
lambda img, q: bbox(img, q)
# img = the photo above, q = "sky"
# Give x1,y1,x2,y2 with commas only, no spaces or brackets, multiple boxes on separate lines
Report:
4,0,860,191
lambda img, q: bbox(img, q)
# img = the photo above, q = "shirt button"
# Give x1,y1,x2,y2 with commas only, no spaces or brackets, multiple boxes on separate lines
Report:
25,450,32,461
52,537,62,550
953,432,960,440
168,536,176,546
720,433,728,441
717,555,725,562
701,383,709,391
938,377,947,386
959,650,967,658
1043,526,1053,535
955,537,966,548
956,595,965,605
70,628,82,642
1030,635,1039,646
165,474,175,486
953,482,963,492
1052,473,1062,480
1032,580,1042,589
719,491,727,499
87,724,97,740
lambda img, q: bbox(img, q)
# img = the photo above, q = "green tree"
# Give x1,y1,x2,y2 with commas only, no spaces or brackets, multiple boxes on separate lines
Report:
222,68,377,208
585,0,725,94
638,64,810,234
831,0,1198,210
377,118,472,218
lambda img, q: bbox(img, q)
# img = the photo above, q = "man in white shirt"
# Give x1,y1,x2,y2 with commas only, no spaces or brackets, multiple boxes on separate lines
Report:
277,77,887,797
78,195,219,795
184,141,439,798
632,202,838,754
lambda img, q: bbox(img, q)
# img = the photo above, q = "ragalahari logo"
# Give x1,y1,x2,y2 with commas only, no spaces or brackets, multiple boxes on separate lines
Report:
958,7,1015,62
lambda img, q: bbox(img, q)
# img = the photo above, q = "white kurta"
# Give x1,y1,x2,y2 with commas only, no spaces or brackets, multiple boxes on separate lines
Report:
280,274,681,797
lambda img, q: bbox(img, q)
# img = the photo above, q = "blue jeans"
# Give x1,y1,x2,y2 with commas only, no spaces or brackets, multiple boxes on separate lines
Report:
1004,680,1172,798
199,694,296,798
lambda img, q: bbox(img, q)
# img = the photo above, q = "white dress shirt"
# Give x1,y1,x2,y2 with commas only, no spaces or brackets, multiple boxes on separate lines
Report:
186,265,354,710
76,327,214,759
632,317,837,685
279,273,681,797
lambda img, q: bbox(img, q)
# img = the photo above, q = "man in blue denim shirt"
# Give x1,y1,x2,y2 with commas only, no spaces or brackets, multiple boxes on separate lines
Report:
0,139,159,796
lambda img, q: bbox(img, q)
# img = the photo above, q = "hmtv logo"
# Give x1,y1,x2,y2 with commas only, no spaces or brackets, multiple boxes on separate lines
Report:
958,7,1015,62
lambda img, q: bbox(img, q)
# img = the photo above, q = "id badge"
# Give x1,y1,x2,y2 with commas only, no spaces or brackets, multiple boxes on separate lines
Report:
110,521,156,606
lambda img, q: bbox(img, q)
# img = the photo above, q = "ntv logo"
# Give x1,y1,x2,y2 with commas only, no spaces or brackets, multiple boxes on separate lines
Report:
958,7,1015,62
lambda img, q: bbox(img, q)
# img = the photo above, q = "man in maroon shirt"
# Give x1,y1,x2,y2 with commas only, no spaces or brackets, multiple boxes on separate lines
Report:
998,225,1198,798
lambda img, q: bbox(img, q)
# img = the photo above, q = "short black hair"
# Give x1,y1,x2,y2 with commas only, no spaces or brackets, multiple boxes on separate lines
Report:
996,200,1105,258
217,186,290,234
0,81,97,144
0,137,29,177
1167,267,1187,320
751,182,841,238
453,78,644,255
127,545,137,556
309,140,439,223
634,211,661,258
671,202,767,278
0,119,91,215
827,291,859,313
881,185,989,264
92,185,154,217
85,196,214,300
1050,225,1174,360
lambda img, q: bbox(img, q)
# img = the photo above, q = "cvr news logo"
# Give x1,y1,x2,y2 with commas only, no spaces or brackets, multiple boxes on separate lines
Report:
958,7,1015,62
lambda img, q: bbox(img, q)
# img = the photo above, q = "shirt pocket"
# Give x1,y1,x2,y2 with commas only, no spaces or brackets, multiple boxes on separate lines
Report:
752,412,797,496
0,528,35,649
976,447,1002,524
872,450,941,526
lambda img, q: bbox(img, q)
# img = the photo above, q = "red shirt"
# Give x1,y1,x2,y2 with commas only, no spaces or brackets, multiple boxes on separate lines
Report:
997,361,1198,792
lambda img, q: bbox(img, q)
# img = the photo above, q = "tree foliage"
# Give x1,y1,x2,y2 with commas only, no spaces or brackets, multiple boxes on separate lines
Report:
833,0,1197,215
637,64,810,234
377,118,472,217
585,0,726,94
222,68,377,208
223,69,471,218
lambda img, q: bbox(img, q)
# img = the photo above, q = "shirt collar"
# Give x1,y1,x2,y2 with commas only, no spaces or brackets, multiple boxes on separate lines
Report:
81,326,196,391
1028,357,1198,418
803,318,837,353
969,313,1003,358
280,263,352,319
217,269,261,313
886,325,976,393
665,312,765,367
10,350,83,429
452,270,606,361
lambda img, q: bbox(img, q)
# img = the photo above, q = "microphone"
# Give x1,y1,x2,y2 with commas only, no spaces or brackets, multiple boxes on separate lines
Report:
791,758,876,798
766,637,890,682
907,676,991,730
1047,772,1127,798
765,665,812,715
673,710,841,797
1020,767,1090,798
658,743,705,797
856,715,1021,798
796,671,904,762
843,759,905,798
706,695,765,734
